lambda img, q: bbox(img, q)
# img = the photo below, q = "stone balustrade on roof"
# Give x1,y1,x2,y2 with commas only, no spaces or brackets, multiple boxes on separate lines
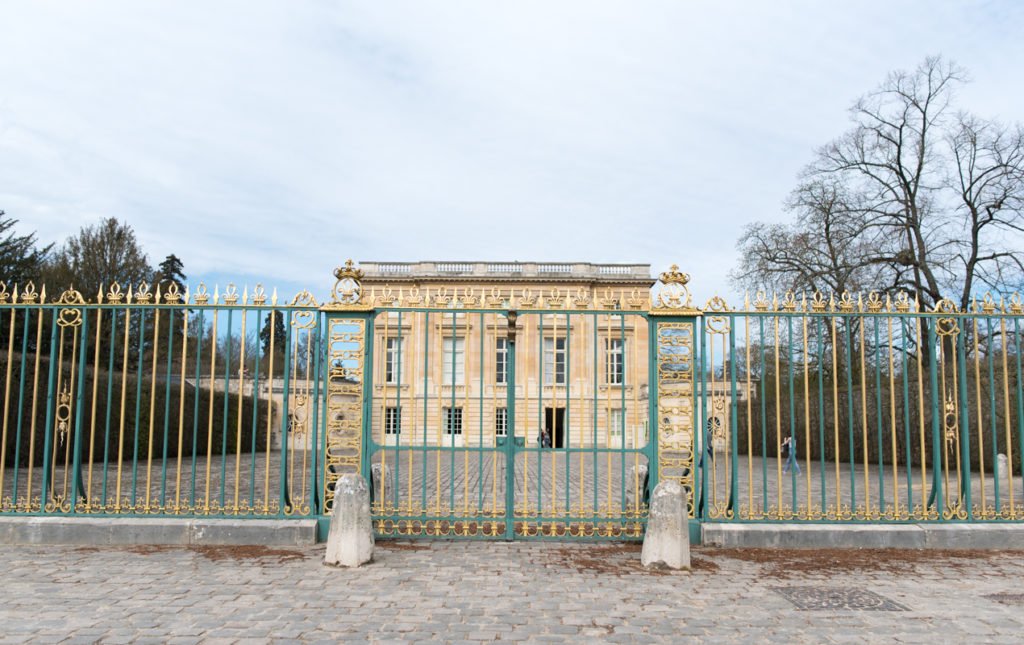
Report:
359,261,653,284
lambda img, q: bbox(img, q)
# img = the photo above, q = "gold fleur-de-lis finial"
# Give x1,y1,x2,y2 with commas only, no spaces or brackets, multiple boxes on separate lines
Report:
223,283,240,305
20,282,39,303
252,284,267,306
164,282,183,304
134,282,153,304
193,282,210,305
105,282,124,305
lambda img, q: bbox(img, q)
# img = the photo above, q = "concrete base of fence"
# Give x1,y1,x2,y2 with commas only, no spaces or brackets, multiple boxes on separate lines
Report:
641,480,690,570
0,517,317,546
703,522,1024,549
324,474,374,568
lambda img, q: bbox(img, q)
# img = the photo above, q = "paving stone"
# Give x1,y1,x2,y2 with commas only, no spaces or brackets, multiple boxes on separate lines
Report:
1,542,1023,642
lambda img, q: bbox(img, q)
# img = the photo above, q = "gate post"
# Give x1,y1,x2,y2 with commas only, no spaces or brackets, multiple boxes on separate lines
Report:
318,261,375,523
649,266,701,522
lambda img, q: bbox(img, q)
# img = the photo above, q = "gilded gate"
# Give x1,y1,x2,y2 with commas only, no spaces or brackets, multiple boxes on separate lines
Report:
332,261,695,539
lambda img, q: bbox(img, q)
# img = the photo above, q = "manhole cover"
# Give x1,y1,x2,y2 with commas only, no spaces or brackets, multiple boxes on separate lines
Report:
984,593,1024,605
772,586,907,611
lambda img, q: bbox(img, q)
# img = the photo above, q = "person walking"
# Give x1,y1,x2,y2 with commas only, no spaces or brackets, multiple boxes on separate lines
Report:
781,435,801,474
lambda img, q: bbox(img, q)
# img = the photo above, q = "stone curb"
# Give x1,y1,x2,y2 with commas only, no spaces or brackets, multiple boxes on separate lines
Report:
702,522,1024,549
0,517,318,546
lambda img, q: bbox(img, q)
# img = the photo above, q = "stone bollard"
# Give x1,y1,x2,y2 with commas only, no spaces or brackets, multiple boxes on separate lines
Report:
370,463,392,508
996,453,1009,485
641,480,690,570
626,464,649,510
324,473,374,568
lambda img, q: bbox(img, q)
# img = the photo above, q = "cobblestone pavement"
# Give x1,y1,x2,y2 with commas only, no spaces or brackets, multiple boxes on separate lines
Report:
3,541,1024,643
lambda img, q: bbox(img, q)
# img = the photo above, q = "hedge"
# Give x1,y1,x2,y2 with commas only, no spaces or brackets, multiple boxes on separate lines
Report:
1,358,273,469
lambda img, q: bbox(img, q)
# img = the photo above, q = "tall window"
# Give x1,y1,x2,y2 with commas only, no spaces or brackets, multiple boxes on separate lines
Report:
495,407,507,437
444,407,463,435
543,337,566,385
608,408,624,439
385,337,403,384
606,338,625,385
495,337,508,384
385,406,402,435
442,337,465,385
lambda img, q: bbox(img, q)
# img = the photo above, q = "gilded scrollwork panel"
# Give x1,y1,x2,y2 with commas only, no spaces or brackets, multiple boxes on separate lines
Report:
656,322,696,517
324,318,366,514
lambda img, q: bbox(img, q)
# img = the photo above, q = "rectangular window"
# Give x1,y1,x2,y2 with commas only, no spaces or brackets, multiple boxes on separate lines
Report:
608,408,624,439
385,337,403,384
606,338,625,385
495,337,508,385
543,337,566,385
495,407,507,437
442,337,465,385
444,407,463,435
384,406,402,435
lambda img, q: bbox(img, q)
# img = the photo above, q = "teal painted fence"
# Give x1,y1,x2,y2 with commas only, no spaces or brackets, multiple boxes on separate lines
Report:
698,296,1024,523
4,277,1022,533
0,284,325,519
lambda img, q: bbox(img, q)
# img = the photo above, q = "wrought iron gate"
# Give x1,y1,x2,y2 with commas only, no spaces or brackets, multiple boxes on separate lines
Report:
359,307,665,539
315,261,708,540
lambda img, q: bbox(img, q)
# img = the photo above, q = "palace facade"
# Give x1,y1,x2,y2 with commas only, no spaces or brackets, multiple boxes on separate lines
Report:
360,261,656,450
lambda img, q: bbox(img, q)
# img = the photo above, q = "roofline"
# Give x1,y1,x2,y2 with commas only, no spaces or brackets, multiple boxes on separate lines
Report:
360,277,658,288
359,260,652,266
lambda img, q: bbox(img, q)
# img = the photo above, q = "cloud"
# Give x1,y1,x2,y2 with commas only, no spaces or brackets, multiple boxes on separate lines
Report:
1,1,1022,302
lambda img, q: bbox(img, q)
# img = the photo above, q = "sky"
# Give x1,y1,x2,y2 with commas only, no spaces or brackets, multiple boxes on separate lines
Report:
2,1,1023,305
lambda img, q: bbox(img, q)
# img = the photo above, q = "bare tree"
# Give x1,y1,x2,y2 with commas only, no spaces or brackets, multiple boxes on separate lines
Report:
735,178,882,296
812,57,962,310
948,114,1024,305
734,56,1024,311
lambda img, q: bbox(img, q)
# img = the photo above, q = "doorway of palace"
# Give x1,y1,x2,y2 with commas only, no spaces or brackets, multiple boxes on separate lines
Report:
544,407,566,449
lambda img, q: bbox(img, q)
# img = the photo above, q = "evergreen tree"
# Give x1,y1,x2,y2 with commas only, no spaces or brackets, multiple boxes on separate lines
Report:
155,253,187,297
0,210,52,288
0,212,53,350
259,310,288,375
151,254,189,364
